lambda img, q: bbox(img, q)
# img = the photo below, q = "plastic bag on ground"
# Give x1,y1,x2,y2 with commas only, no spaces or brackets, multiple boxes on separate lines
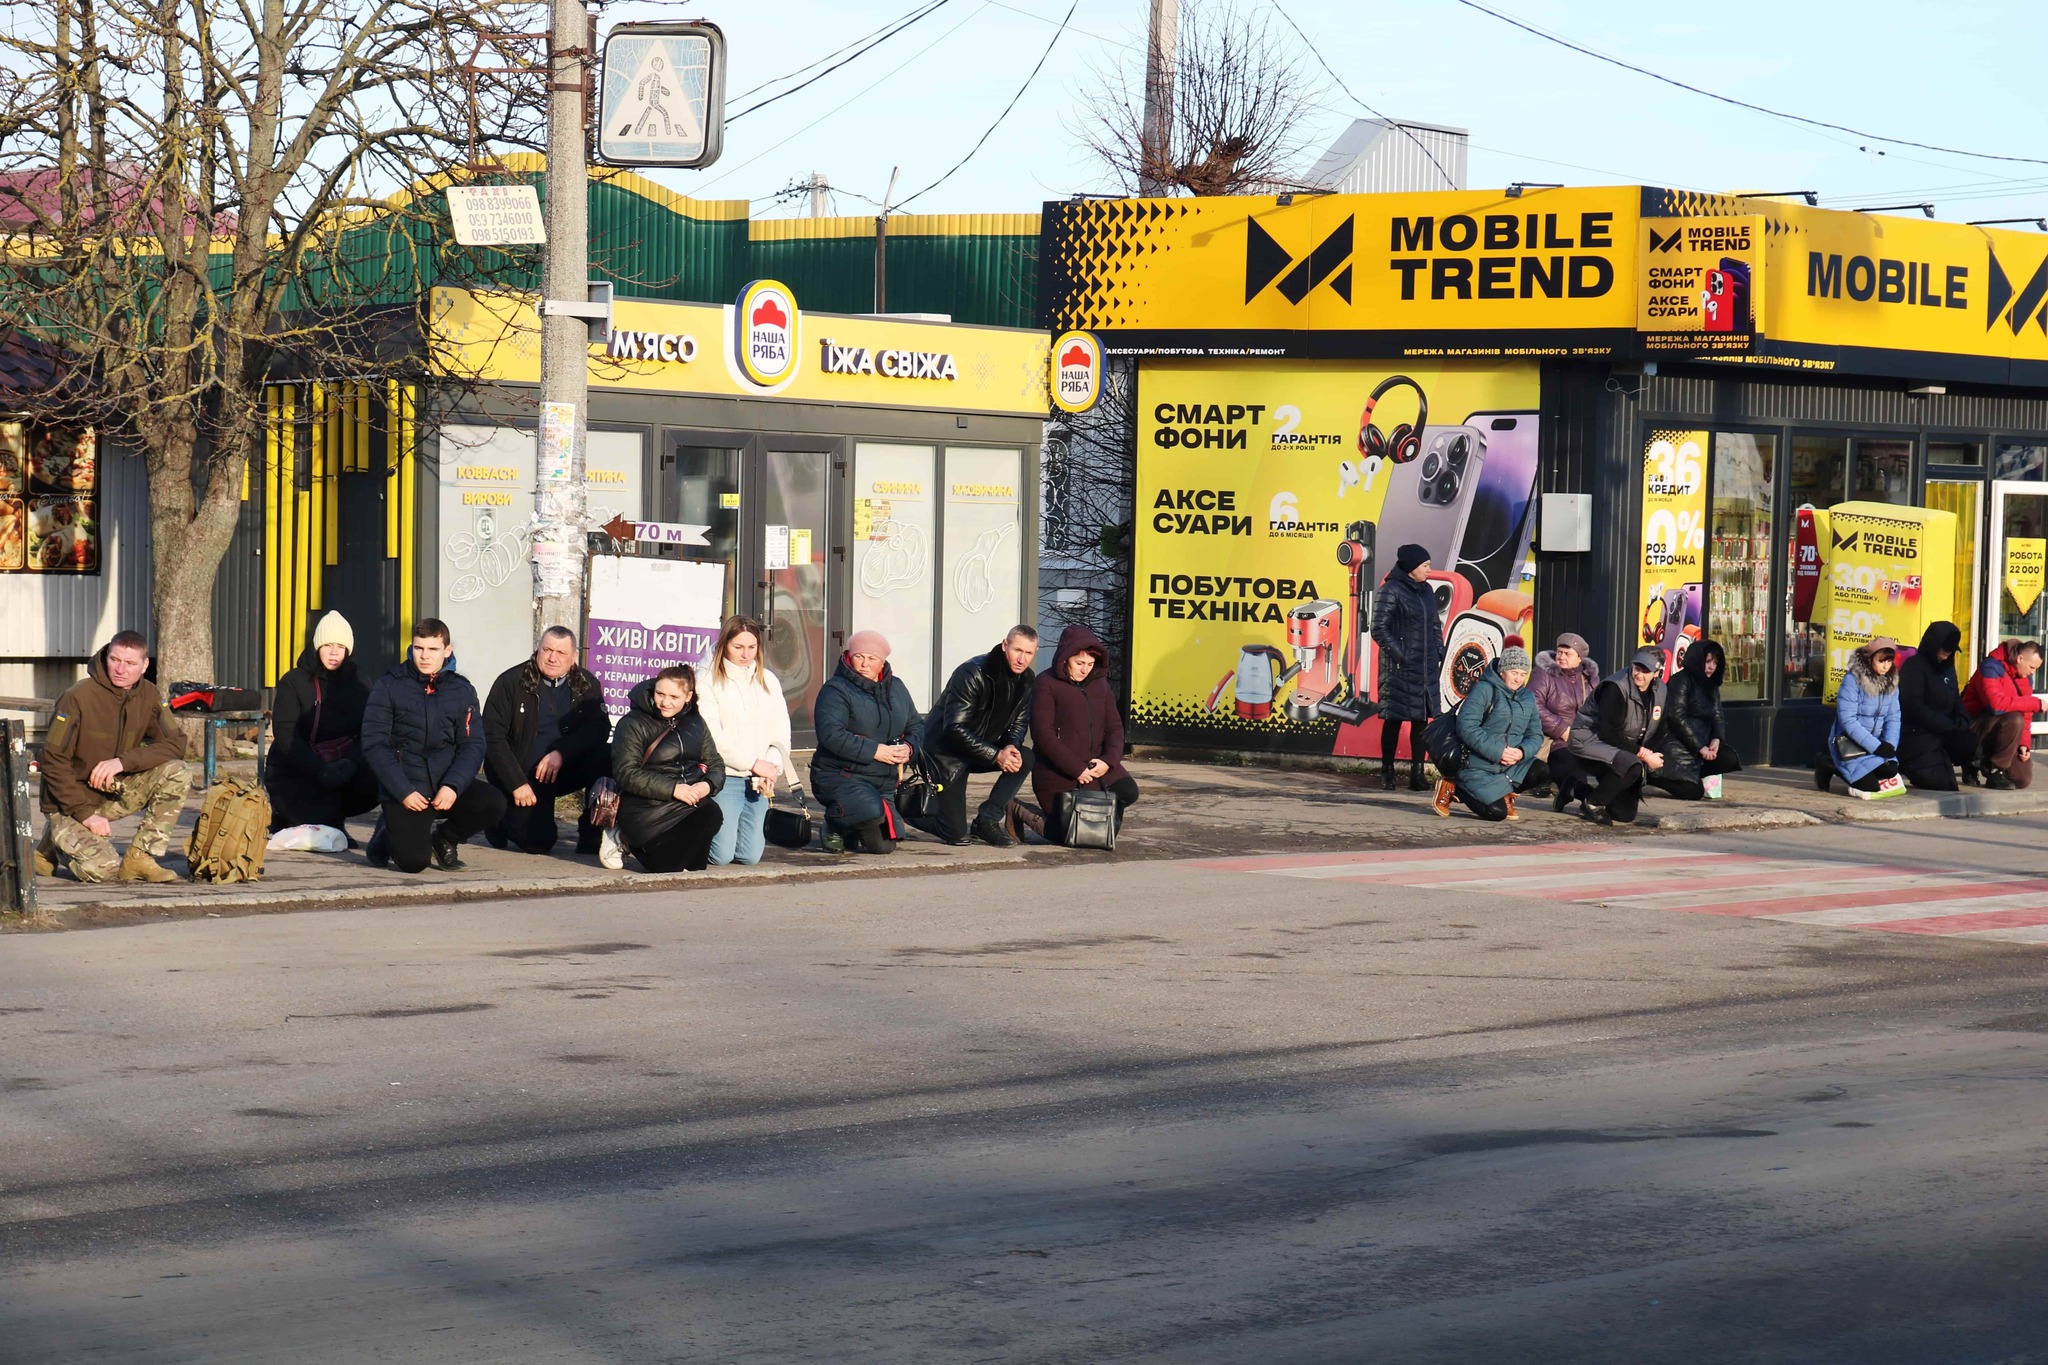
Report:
266,823,348,852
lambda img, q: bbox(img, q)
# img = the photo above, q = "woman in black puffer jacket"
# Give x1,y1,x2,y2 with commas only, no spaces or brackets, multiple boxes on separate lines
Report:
1653,639,1742,800
1369,543,1445,791
611,666,725,873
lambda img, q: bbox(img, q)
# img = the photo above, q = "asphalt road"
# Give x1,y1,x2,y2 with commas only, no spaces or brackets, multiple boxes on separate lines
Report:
6,814,2048,1363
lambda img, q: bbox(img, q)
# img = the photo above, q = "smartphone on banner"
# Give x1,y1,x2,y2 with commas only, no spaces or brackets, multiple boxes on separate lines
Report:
1373,424,1487,572
1456,412,1540,593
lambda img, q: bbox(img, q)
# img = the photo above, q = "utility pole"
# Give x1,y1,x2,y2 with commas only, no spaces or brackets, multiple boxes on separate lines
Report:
808,171,829,217
873,164,900,313
533,0,592,646
1139,0,1178,196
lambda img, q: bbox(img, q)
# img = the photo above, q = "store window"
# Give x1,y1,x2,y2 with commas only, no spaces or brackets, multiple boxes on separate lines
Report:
670,443,741,619
1929,440,1982,467
1926,480,1981,661
1782,436,1846,699
1708,432,1774,702
1851,439,1913,503
940,447,1025,671
1994,442,2047,481
850,443,938,707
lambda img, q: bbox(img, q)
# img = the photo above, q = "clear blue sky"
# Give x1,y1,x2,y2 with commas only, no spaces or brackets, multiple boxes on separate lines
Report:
611,0,2048,226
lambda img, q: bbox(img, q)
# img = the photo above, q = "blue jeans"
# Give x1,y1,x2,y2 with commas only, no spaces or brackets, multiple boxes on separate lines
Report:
708,775,766,865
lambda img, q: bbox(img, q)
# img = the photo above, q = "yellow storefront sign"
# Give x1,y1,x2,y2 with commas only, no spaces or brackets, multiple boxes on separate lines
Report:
429,287,1051,416
2006,537,2046,614
1043,188,1641,355
1044,186,2048,379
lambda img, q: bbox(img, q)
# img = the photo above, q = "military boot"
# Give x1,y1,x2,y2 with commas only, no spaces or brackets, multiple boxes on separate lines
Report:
117,844,180,883
33,830,55,878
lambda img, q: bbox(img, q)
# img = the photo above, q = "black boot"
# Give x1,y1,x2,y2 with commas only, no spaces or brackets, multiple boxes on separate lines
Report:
854,819,895,854
365,817,390,869
1380,759,1398,792
1407,761,1429,792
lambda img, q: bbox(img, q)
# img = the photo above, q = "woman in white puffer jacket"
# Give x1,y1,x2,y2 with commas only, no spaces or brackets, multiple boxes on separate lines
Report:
696,615,794,864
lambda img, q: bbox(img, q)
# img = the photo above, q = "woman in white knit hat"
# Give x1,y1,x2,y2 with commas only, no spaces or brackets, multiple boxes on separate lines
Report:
694,615,793,864
264,610,380,835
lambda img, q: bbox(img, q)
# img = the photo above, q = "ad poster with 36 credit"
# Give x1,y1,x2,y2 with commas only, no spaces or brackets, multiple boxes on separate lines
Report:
1131,360,1541,757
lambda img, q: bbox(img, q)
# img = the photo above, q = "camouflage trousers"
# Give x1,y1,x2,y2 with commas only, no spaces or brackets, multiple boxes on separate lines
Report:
42,761,194,883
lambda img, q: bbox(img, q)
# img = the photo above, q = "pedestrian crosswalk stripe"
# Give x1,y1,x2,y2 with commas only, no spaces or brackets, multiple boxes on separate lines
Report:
1190,844,2048,945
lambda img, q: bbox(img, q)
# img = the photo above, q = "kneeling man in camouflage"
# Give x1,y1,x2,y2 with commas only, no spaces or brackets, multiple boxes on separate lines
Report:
38,630,192,883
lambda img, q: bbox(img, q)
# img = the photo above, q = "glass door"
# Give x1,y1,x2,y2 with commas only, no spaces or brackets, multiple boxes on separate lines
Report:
762,448,830,748
1985,480,2048,737
1925,479,1982,665
665,438,742,620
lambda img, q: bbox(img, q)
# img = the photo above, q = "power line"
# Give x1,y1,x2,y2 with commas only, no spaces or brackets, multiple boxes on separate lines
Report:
1265,0,1457,190
1449,0,2048,170
727,0,957,124
691,2,994,196
892,0,1079,211
728,0,953,103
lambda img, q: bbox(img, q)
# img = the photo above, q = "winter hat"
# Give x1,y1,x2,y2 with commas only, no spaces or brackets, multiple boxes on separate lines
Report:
1393,543,1431,574
1499,644,1533,673
846,629,892,660
1555,631,1590,654
1503,633,1525,649
1862,635,1900,657
311,610,354,653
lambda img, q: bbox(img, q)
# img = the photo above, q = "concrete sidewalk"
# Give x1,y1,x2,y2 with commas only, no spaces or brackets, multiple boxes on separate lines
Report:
11,757,2048,930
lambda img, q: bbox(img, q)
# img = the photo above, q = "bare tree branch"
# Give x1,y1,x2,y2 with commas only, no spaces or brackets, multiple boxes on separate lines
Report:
1071,0,1324,197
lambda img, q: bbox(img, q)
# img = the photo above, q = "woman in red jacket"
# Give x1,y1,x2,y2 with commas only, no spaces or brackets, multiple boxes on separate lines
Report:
1031,625,1139,841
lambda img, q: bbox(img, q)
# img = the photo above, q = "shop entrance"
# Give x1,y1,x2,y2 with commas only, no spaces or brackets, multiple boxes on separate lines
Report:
661,432,838,748
1986,480,2048,739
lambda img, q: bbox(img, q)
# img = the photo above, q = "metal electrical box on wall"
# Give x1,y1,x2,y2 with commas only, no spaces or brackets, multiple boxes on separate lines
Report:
1539,493,1592,552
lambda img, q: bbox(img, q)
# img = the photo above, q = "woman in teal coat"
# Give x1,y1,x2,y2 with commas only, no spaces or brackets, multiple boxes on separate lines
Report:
1435,643,1545,821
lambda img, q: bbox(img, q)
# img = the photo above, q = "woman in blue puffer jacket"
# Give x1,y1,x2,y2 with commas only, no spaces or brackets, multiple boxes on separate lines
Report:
1434,643,1545,822
1820,636,1905,799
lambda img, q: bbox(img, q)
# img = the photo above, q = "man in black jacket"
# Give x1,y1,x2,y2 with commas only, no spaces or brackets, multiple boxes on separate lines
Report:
361,618,505,873
913,626,1038,847
481,626,613,855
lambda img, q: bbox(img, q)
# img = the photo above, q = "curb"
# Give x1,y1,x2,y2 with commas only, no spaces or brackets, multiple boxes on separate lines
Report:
1651,807,1824,832
17,848,1039,929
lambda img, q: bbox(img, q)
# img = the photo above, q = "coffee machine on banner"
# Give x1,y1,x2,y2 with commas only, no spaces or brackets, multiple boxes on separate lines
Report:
1284,598,1345,721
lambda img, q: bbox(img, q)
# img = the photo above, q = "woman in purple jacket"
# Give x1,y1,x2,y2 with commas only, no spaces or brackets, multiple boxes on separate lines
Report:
1531,631,1600,810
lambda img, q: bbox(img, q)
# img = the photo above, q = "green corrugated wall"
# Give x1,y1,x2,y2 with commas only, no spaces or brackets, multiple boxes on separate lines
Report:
288,161,1042,328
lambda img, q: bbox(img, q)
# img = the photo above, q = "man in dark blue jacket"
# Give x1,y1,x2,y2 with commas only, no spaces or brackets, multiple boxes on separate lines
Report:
360,618,505,872
914,626,1038,847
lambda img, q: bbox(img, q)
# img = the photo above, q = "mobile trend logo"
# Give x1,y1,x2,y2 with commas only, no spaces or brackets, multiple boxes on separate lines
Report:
1245,215,1354,304
1649,227,1682,254
1987,247,2048,336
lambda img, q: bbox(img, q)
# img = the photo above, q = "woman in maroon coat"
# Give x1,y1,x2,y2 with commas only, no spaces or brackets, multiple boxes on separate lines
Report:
1031,625,1139,839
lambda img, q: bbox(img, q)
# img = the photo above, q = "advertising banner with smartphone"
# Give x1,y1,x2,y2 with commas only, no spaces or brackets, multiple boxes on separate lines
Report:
1637,429,1709,678
1637,217,1764,355
1812,502,1956,702
1131,359,1541,755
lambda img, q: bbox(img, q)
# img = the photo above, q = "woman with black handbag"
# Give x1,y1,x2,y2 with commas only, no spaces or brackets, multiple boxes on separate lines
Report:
1818,637,1907,800
1030,625,1137,846
609,665,726,872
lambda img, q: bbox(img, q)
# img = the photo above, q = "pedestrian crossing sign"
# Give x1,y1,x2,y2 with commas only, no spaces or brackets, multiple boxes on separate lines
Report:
597,22,726,169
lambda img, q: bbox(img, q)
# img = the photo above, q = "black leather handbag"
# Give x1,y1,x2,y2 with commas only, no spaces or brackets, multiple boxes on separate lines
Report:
895,750,945,822
1054,788,1118,850
764,781,816,851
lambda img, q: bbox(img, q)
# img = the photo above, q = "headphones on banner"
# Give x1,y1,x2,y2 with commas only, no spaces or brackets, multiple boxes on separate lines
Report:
1357,375,1428,466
